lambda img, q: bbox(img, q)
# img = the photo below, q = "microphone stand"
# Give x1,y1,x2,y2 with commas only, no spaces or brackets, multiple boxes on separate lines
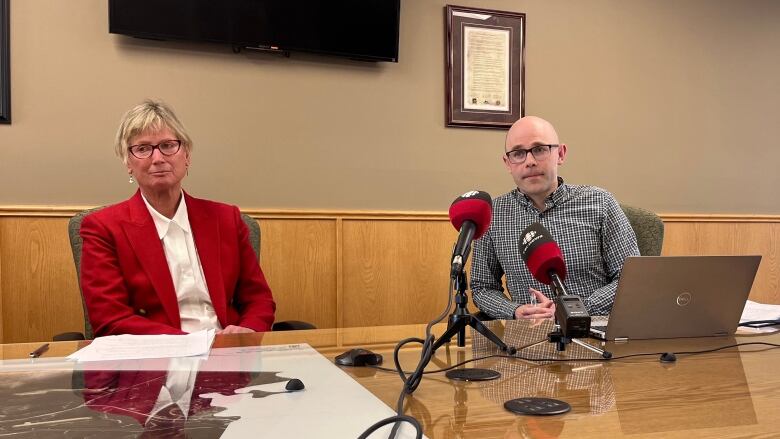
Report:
544,319,611,357
523,274,612,358
431,269,516,355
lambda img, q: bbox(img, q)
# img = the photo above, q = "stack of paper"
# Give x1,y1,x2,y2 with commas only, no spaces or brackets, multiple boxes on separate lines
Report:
739,300,780,333
67,329,216,362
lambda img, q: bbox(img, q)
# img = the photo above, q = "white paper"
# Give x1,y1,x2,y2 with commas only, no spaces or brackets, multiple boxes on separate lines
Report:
66,329,216,362
737,300,780,333
463,25,511,112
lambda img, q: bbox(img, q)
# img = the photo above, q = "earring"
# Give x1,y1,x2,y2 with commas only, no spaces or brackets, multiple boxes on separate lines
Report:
129,174,135,184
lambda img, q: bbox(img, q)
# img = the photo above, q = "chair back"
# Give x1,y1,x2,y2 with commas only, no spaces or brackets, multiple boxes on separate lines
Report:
619,204,664,256
68,207,104,340
240,213,261,262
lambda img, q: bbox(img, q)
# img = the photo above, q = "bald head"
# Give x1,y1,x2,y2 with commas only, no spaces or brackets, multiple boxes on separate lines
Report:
502,116,567,210
505,116,560,152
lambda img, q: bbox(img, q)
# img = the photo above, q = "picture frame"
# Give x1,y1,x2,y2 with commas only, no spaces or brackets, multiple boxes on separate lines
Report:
445,5,525,129
0,0,9,124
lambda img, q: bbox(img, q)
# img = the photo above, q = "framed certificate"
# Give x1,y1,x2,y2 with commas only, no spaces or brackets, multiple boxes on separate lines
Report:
0,0,9,124
445,5,525,129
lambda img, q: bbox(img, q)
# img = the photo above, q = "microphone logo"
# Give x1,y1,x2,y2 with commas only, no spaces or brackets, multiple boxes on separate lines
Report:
522,230,537,246
460,190,480,198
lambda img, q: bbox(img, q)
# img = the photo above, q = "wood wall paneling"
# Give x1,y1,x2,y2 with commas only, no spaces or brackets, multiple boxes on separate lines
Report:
257,218,338,330
341,220,459,327
662,221,780,304
0,217,83,343
2,208,780,344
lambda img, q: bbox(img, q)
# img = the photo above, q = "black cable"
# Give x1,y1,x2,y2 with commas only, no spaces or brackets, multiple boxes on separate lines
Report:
356,304,780,439
357,277,456,439
738,319,780,328
368,341,780,374
371,335,591,377
358,321,780,438
356,415,422,439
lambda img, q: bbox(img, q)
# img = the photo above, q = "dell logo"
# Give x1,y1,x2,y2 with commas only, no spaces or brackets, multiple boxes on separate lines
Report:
461,190,479,198
676,292,692,307
522,230,537,245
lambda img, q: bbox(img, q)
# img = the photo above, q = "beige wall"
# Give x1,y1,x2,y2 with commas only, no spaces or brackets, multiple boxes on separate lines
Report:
1,0,779,213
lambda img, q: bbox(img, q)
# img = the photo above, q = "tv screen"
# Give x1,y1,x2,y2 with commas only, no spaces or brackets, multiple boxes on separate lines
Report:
108,0,401,62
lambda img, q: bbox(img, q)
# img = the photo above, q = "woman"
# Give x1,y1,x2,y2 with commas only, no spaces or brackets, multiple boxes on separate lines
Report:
80,100,275,336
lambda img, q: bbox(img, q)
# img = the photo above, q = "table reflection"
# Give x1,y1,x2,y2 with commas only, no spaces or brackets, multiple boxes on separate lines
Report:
469,320,615,415
0,359,295,437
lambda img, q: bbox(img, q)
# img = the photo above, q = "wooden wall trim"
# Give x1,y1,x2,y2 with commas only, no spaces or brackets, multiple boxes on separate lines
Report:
3,205,780,223
0,205,448,220
661,214,780,223
0,206,93,217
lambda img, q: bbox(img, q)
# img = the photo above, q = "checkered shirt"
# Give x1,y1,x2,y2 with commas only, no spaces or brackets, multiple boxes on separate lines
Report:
470,178,639,318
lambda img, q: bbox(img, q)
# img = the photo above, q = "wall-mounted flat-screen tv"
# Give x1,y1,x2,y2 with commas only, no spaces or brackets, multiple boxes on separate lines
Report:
108,0,401,62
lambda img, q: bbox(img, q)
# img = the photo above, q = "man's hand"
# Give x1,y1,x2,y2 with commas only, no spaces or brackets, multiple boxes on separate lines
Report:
514,288,556,320
217,325,255,335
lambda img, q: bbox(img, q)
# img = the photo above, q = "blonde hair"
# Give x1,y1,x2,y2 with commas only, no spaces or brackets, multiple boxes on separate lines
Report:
114,99,193,164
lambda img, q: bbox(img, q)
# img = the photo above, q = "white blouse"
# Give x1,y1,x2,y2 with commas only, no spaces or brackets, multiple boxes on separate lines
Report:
142,192,221,332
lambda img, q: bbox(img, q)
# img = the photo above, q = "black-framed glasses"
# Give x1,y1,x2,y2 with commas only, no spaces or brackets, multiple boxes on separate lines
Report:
505,144,559,164
128,140,182,159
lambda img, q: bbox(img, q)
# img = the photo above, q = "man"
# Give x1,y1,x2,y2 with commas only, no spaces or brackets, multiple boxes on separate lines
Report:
470,116,639,320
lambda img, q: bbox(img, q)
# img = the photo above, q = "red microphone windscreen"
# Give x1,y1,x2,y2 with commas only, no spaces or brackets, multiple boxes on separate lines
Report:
448,191,492,239
519,222,567,284
524,241,567,285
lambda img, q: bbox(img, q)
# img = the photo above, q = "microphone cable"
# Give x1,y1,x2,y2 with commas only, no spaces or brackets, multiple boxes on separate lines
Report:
357,320,780,438
357,277,457,439
367,340,780,375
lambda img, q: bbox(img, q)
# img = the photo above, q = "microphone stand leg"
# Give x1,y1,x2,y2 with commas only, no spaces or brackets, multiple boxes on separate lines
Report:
468,317,516,355
432,272,515,355
513,325,613,359
570,338,612,359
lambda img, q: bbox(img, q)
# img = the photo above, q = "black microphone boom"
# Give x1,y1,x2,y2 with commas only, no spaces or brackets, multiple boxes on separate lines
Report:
451,221,476,277
447,190,492,278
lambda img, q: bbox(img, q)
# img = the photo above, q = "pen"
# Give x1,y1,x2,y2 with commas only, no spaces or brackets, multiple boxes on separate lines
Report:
29,343,49,359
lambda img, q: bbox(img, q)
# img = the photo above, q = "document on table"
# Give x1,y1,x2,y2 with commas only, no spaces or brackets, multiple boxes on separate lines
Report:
67,329,216,362
738,300,780,333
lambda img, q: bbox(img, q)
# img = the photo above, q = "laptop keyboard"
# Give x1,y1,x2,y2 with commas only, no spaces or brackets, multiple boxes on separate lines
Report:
590,316,609,331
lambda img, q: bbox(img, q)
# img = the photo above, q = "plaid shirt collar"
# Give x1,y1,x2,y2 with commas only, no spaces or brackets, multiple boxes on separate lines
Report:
512,177,570,211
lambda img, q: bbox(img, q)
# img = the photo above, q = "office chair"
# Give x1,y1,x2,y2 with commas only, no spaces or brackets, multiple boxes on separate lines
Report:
54,208,314,341
619,204,664,256
473,204,665,322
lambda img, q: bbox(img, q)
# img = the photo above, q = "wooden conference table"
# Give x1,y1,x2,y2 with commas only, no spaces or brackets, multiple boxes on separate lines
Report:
1,319,779,438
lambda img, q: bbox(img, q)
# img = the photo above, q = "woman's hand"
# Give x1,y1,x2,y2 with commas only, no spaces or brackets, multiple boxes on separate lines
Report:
217,325,255,334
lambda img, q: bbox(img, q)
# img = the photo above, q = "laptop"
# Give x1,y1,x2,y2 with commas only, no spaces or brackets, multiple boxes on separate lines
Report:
589,255,761,341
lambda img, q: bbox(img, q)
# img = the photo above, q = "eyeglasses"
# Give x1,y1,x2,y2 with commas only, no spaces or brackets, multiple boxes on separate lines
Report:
128,140,182,159
505,144,559,164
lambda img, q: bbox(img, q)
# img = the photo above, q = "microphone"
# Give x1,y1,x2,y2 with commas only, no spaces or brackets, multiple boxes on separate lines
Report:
519,223,590,338
519,222,567,288
449,190,492,277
